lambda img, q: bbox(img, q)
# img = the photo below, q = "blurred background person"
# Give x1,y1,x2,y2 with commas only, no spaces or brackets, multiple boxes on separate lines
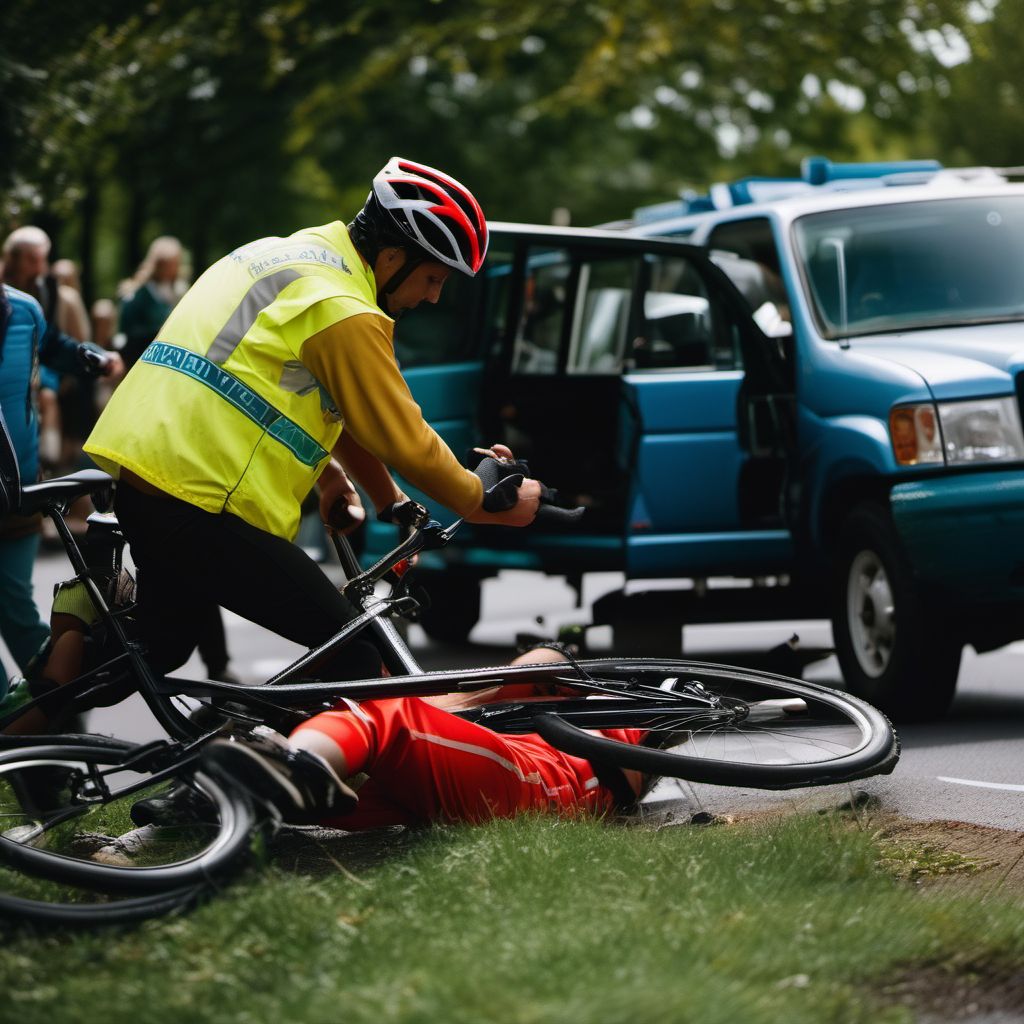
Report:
3,230,91,343
51,256,100,474
2,229,95,469
2,227,86,477
117,235,188,368
51,258,91,339
90,298,119,412
0,279,121,688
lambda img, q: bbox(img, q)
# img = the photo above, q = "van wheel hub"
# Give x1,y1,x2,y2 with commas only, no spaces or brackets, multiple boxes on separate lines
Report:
847,550,895,678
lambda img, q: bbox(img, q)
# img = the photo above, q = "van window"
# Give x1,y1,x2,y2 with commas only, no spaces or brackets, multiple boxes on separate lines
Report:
795,196,1024,339
567,258,637,374
505,242,736,376
511,248,571,374
631,254,729,371
707,218,790,322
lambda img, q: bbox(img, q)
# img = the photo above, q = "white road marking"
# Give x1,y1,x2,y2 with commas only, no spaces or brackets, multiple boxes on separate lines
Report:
938,776,1024,793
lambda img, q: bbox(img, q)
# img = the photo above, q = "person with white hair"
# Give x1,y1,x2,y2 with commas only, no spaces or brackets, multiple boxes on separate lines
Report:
2,226,94,471
0,275,121,688
2,227,91,345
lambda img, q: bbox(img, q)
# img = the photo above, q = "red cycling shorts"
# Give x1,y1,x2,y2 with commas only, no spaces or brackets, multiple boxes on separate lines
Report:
291,696,644,828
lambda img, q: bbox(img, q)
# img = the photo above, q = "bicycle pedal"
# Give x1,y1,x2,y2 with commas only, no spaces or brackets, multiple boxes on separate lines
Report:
131,783,216,827
1,823,46,847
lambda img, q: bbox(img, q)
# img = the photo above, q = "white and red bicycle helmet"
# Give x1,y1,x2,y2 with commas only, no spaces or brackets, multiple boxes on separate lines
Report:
371,156,488,276
349,157,489,298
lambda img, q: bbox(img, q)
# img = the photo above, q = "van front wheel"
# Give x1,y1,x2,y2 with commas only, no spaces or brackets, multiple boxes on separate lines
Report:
831,502,961,721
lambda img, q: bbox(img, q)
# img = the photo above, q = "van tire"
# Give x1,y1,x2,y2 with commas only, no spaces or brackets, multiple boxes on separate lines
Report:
831,502,961,721
411,568,482,645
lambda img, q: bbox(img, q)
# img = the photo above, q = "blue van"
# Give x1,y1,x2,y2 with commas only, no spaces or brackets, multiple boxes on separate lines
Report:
364,161,1024,719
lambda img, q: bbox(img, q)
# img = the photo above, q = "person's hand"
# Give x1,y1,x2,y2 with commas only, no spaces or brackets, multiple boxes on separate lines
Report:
472,442,515,463
102,351,126,383
465,477,541,526
318,463,365,535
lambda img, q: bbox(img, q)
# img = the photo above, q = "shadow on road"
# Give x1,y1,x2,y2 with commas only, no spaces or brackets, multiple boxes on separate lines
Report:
898,689,1024,750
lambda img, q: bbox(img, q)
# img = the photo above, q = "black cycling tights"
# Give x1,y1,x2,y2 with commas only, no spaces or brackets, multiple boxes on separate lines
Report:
114,483,381,681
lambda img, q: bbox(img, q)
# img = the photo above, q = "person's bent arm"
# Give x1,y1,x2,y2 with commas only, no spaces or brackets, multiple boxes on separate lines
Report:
332,431,405,515
40,324,124,381
316,458,365,533
300,314,483,515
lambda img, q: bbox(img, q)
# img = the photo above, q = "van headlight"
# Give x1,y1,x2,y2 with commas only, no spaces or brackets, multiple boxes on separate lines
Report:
890,397,1024,466
940,397,1024,464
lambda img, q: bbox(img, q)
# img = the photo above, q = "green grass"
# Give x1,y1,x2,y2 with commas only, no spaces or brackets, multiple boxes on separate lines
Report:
2,813,1023,1024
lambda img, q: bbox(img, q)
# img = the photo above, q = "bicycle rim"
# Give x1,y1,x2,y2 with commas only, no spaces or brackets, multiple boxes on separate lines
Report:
531,659,899,790
0,744,256,896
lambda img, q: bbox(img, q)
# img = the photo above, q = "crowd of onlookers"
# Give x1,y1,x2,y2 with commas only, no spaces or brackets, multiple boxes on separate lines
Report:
0,227,238,690
2,227,188,495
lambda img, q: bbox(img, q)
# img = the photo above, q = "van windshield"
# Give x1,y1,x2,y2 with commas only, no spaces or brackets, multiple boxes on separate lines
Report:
794,196,1024,339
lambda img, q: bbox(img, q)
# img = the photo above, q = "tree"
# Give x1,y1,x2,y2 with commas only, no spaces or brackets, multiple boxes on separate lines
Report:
927,0,1024,169
2,0,975,299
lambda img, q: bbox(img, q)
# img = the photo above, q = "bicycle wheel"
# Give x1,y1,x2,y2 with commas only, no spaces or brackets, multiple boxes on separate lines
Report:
481,659,899,790
0,883,209,928
0,743,256,904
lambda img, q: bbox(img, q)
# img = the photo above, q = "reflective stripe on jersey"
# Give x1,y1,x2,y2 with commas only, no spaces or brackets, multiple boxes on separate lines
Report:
207,268,302,364
85,221,381,539
141,343,328,467
409,728,549,789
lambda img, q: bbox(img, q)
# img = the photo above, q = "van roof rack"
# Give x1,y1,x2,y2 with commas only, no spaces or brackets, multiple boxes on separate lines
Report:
629,157,1023,225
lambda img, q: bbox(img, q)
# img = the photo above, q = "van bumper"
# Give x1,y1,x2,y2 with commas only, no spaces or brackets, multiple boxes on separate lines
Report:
890,470,1024,600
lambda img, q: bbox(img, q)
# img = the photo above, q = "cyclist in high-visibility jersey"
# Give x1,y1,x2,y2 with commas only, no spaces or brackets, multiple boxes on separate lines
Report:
84,158,540,681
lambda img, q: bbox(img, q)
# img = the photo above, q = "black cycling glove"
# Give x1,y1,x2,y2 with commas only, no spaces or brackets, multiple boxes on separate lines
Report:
472,455,585,524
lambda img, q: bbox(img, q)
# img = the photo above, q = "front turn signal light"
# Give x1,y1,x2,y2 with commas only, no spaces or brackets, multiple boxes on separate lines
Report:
889,404,943,466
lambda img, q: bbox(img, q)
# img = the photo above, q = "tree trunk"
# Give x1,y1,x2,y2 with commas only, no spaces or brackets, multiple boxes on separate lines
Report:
78,172,99,306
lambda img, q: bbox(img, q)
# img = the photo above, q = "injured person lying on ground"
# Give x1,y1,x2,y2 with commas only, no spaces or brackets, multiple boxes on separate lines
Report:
201,646,657,828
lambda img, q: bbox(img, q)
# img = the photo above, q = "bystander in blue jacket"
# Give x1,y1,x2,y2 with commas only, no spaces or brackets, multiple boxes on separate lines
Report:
0,284,119,689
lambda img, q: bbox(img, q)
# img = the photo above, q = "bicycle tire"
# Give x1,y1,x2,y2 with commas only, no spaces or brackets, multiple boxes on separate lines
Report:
0,744,256,895
0,883,209,928
0,733,135,753
525,659,899,790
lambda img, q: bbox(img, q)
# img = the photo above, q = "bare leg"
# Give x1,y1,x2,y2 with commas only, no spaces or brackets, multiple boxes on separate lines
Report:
3,627,85,735
291,726,350,778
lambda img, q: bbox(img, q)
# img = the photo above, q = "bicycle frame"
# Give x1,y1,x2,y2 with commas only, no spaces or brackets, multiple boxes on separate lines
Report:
8,492,744,750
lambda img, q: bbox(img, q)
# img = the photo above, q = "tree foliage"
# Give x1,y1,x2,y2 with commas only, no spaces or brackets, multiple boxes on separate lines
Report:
0,0,985,297
929,0,1024,168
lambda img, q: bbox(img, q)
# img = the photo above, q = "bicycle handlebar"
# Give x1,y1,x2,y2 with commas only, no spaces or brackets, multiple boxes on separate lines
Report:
78,346,113,377
330,454,585,596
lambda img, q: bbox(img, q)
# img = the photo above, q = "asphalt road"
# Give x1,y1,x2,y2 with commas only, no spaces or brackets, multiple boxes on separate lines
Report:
9,545,1024,831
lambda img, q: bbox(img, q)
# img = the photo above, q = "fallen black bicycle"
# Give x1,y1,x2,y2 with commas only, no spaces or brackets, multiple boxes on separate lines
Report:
0,466,899,926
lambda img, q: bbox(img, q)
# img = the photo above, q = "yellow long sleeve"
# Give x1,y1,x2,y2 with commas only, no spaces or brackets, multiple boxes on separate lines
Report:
300,312,483,516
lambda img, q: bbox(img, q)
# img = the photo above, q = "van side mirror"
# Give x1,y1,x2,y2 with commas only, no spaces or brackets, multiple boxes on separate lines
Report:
752,301,793,339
